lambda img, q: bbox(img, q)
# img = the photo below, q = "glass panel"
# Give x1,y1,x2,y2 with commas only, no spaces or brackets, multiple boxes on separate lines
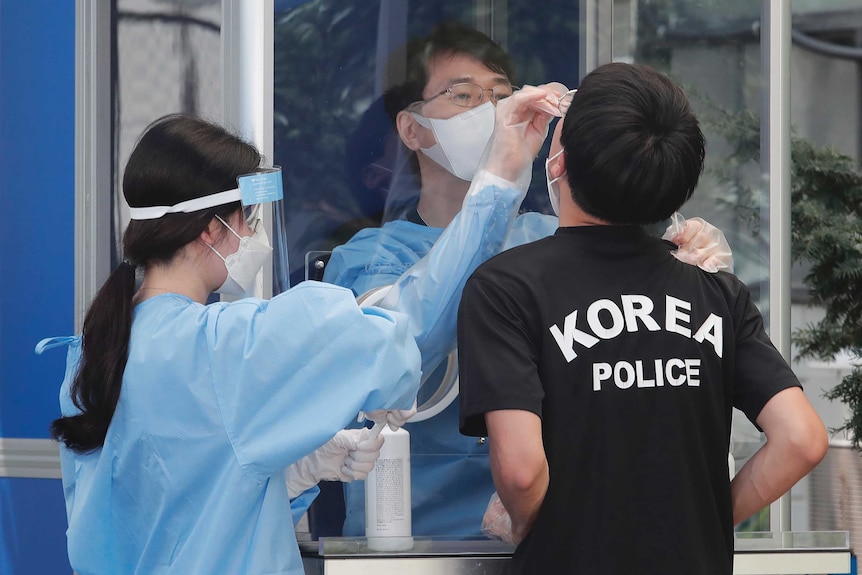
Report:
787,0,862,546
273,0,583,539
272,0,581,287
613,0,768,304
112,0,223,264
612,0,769,531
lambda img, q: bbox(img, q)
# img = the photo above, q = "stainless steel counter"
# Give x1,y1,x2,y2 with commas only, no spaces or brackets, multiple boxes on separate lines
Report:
733,531,851,575
300,531,852,575
300,537,512,575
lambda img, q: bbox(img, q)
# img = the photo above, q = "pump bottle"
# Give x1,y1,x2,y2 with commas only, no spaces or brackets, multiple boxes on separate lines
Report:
365,426,413,551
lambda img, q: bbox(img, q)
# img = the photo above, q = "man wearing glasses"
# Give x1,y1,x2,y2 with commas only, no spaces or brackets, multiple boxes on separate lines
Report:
324,21,729,539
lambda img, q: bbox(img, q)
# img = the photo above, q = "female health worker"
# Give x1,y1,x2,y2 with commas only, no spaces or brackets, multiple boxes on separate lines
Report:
36,114,420,575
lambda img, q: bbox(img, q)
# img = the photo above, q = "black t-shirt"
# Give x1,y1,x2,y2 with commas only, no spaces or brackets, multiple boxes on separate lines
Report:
457,225,801,575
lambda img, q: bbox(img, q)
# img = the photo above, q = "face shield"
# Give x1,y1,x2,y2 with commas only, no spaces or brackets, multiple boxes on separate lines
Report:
237,166,282,212
127,166,283,222
128,166,290,297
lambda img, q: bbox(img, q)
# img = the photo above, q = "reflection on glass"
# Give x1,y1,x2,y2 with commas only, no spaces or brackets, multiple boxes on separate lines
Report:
273,1,581,287
274,0,583,540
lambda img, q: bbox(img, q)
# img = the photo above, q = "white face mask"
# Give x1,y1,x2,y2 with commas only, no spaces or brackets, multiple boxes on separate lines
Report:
545,148,567,216
208,215,273,297
411,101,495,181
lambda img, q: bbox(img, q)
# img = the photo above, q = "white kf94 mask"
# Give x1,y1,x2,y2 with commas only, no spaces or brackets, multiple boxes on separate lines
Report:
411,101,496,181
208,215,273,297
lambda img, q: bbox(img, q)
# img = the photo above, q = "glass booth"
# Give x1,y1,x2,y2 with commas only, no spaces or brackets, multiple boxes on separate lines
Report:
266,0,778,541
94,0,854,572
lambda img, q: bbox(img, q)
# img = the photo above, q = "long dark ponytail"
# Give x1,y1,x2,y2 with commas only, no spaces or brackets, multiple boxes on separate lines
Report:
51,114,262,453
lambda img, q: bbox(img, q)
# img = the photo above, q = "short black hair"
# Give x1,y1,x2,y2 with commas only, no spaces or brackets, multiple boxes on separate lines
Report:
560,63,705,225
391,21,515,114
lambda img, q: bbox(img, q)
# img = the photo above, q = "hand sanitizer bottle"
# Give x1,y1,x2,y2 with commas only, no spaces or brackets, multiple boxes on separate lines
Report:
365,426,414,551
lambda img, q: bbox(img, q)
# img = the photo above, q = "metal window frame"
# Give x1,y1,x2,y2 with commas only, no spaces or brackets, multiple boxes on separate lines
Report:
76,0,113,332
762,0,793,532
0,439,61,479
580,0,614,78
222,0,274,299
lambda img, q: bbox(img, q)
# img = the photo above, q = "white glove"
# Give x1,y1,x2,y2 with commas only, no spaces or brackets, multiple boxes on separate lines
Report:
285,428,384,498
662,212,734,273
482,491,515,544
358,400,418,431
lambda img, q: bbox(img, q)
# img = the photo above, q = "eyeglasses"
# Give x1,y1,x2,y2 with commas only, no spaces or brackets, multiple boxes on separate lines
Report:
557,89,577,115
415,82,516,109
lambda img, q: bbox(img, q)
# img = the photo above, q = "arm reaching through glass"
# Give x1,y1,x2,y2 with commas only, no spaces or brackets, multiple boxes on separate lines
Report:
663,212,734,273
375,86,557,376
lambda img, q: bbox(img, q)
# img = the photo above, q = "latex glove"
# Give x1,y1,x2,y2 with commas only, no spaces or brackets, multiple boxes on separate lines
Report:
285,428,384,498
523,81,572,117
482,491,515,544
358,400,418,431
662,212,734,273
482,84,557,188
342,428,385,481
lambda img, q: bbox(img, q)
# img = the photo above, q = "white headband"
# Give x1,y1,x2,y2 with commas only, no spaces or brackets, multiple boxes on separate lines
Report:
127,188,241,220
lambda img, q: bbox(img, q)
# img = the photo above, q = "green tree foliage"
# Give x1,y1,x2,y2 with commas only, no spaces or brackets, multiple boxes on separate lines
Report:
706,106,862,445
792,139,862,446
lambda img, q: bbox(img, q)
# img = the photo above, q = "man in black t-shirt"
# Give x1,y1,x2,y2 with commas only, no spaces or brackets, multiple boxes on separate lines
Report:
457,63,828,575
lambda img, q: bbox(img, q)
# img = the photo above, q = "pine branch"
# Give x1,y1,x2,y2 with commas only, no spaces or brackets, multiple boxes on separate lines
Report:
701,98,862,446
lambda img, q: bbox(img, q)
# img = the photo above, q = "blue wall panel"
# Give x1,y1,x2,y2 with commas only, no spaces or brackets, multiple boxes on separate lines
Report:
0,0,76,438
1,0,77,573
0,479,69,575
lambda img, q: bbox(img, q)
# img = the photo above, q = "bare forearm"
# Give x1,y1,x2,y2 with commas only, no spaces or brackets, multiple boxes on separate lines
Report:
486,409,548,544
730,390,828,525
730,442,783,524
495,463,549,543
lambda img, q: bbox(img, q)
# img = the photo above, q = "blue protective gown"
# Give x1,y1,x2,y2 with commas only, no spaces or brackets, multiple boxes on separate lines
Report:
324,175,557,537
36,281,420,575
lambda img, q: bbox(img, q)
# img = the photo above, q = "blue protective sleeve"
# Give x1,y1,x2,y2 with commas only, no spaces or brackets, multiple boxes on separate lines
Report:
205,282,421,480
326,172,535,377
290,486,320,526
